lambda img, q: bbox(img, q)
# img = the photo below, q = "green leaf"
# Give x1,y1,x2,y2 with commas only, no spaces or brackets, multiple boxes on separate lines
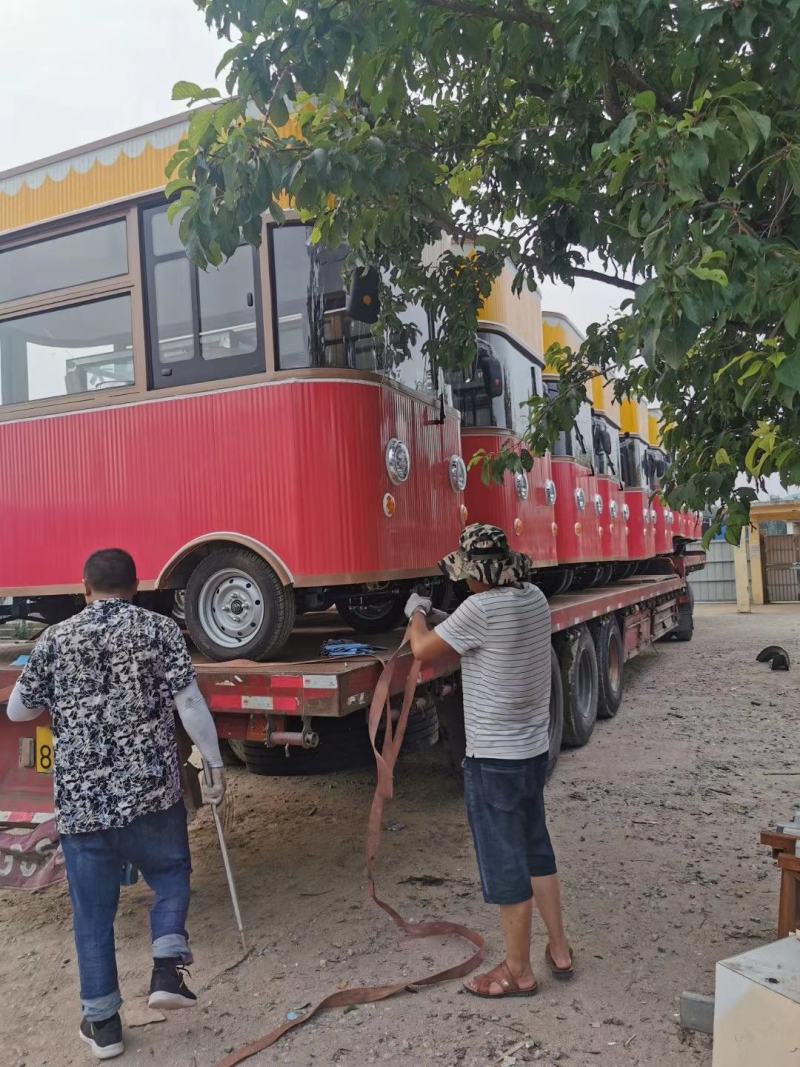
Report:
608,113,637,153
269,94,289,128
785,299,800,339
598,3,620,36
164,177,194,200
187,110,215,148
689,266,728,287
172,80,219,101
776,354,800,392
633,90,656,113
714,448,731,466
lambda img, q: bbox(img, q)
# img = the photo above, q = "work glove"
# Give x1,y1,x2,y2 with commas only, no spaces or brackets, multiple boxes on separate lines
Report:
404,593,433,620
201,764,227,807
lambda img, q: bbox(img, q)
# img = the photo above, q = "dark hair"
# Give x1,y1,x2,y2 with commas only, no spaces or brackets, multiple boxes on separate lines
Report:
83,548,137,593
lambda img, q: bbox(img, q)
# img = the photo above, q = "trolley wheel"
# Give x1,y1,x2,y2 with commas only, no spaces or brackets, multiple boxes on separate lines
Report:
185,547,295,661
535,566,573,598
559,624,599,747
594,616,624,719
672,584,694,642
547,645,565,779
612,561,636,581
335,593,406,634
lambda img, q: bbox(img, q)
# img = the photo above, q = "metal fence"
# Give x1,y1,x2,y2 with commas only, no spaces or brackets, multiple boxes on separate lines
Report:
689,539,736,602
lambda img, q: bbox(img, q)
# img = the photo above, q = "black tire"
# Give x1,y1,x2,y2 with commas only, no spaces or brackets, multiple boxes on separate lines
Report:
559,624,599,747
31,594,83,625
220,739,246,766
185,547,295,662
613,561,636,581
547,645,565,780
400,704,440,753
241,714,375,776
335,593,406,634
594,617,624,719
227,738,246,763
673,584,694,641
535,567,573,598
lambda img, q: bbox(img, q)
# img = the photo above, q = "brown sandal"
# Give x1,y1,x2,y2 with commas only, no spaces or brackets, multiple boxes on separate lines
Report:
545,943,575,979
464,960,539,999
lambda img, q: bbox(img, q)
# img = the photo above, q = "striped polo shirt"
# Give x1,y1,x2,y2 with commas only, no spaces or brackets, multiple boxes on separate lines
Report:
436,583,552,760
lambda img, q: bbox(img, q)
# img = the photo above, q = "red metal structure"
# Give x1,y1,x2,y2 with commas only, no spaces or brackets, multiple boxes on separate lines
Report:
0,117,466,660
0,553,704,889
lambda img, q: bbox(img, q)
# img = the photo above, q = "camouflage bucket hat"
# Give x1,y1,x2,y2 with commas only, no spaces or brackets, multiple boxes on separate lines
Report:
439,523,533,586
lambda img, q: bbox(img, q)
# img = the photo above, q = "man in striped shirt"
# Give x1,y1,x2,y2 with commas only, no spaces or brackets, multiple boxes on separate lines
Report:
405,524,573,999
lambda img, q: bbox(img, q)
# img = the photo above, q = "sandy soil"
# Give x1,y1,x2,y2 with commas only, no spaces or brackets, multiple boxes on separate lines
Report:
2,603,799,1067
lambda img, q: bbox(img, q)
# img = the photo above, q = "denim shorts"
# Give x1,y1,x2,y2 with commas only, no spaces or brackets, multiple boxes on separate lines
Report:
464,752,557,906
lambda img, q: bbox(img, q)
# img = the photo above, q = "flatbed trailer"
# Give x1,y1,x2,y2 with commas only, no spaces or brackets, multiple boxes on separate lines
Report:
0,552,703,885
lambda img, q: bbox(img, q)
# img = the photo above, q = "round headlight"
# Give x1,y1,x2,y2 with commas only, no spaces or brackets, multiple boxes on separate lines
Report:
594,493,604,516
449,454,467,492
666,510,674,526
544,479,557,506
515,471,529,501
575,488,586,512
650,508,657,524
385,438,411,484
622,503,630,521
609,500,618,519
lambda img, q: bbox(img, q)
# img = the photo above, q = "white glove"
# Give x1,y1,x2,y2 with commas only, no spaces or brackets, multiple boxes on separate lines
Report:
405,593,433,620
201,765,226,806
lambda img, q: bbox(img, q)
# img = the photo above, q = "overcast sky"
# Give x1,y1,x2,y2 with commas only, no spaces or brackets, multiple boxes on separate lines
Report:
0,0,617,331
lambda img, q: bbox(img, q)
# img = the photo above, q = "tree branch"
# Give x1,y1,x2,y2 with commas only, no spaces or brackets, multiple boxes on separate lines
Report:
572,267,639,291
609,62,677,115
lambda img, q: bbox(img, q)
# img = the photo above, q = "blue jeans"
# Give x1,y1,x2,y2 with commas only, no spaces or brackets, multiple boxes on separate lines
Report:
464,753,557,906
60,801,192,1022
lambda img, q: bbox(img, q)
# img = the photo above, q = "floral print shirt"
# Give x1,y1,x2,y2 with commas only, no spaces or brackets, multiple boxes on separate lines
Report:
17,599,196,834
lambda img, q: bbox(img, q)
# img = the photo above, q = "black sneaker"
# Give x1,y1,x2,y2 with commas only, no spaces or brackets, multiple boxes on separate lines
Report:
148,957,197,1010
79,1014,124,1060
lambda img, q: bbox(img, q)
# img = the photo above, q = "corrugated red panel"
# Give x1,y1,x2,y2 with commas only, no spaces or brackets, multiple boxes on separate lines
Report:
0,378,464,589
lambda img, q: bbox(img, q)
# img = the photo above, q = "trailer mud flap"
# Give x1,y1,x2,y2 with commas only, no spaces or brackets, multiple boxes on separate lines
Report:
0,818,63,890
214,630,484,1067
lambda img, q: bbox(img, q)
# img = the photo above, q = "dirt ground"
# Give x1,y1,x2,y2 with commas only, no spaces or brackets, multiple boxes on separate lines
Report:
2,602,799,1067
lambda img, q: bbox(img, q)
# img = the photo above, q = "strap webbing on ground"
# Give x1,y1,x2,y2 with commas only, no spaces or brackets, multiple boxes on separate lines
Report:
213,631,484,1067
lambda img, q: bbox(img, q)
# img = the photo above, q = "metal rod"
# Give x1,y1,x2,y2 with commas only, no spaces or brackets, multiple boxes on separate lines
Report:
203,761,247,953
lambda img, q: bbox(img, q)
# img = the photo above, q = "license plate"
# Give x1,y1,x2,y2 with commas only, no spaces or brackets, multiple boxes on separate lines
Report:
35,726,54,774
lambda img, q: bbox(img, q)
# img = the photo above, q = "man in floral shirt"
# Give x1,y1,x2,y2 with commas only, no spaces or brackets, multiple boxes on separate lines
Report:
7,549,226,1060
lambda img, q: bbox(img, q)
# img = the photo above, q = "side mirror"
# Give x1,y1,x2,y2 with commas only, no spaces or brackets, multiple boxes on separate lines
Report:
347,267,380,324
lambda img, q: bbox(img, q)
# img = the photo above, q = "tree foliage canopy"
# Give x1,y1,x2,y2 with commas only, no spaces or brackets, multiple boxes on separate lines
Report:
171,0,800,540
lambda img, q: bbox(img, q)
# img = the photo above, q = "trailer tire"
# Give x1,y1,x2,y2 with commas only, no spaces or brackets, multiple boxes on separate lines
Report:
335,593,406,634
240,715,375,776
547,645,564,780
559,624,599,747
400,704,440,753
594,617,624,719
185,547,295,662
221,739,246,766
673,584,694,642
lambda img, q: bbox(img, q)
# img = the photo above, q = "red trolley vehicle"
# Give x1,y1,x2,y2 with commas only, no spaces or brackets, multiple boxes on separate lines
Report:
0,113,467,660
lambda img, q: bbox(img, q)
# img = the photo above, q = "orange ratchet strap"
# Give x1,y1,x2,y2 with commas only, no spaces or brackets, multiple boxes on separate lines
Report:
214,630,484,1067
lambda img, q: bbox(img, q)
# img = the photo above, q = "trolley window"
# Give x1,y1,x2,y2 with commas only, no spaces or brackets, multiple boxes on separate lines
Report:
270,224,385,371
142,203,264,389
0,295,134,406
0,221,128,306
